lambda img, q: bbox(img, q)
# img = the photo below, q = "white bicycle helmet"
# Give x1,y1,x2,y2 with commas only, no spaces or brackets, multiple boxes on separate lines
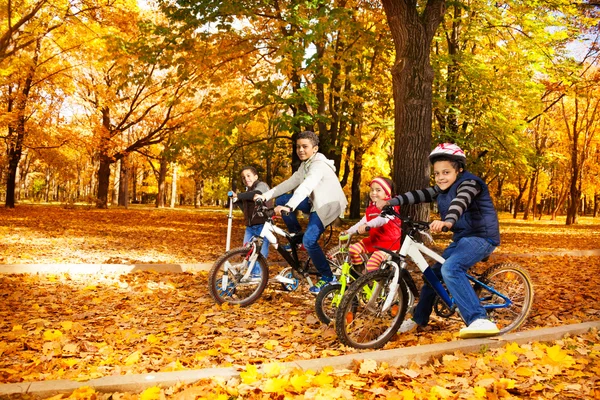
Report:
429,143,466,164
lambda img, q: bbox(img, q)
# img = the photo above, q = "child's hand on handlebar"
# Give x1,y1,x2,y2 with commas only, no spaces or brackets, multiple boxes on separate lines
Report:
254,194,266,202
429,220,452,233
274,205,292,216
357,224,369,234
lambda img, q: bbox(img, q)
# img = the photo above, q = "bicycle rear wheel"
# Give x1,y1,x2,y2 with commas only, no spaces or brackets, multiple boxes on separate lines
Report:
208,247,269,306
335,269,408,349
478,262,534,334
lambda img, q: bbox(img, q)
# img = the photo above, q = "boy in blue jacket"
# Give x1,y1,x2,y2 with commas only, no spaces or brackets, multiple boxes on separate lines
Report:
376,143,500,338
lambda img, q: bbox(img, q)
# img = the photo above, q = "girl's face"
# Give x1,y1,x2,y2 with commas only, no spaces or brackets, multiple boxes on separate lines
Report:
296,138,318,161
369,181,388,202
241,169,259,187
433,160,462,191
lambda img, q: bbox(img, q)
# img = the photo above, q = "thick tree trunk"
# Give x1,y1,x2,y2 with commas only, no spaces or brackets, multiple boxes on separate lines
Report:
381,0,446,221
96,154,112,209
349,148,365,219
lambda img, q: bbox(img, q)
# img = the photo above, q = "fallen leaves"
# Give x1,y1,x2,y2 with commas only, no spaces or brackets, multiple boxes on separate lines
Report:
1,205,600,398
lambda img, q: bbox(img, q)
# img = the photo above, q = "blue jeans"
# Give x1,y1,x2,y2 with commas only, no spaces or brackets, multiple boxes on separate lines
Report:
244,224,269,259
412,236,496,327
276,194,331,279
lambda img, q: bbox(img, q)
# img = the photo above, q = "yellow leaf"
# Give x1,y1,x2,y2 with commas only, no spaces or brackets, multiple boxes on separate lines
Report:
263,377,289,393
43,329,63,341
263,362,282,377
497,350,518,366
139,386,162,400
515,366,533,377
124,351,141,366
290,373,310,392
264,339,279,350
430,385,454,398
205,348,219,356
474,386,487,399
546,345,574,366
62,359,80,368
256,319,269,325
12,325,22,331
240,364,260,384
400,389,416,400
146,334,160,344
312,371,334,387
359,359,378,375
60,321,73,331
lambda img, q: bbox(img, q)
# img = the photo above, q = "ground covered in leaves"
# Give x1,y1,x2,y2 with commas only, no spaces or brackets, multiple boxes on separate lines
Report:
1,204,600,399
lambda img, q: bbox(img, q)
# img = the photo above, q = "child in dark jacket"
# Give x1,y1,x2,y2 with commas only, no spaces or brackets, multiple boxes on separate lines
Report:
376,143,501,339
231,166,271,260
344,177,402,273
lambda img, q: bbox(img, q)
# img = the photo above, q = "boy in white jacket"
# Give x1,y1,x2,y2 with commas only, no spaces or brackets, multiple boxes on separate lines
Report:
256,131,348,294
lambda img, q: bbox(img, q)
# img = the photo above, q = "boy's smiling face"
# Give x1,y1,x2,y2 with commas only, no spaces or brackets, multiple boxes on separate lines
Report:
296,138,318,161
241,169,258,187
433,160,462,191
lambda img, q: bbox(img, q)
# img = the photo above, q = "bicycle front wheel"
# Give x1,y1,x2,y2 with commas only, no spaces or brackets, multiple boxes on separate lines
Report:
335,269,408,349
478,262,534,334
208,247,269,307
315,282,343,325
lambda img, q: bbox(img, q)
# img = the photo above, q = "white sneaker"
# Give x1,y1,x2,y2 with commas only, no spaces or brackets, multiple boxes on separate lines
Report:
459,318,499,339
399,319,418,333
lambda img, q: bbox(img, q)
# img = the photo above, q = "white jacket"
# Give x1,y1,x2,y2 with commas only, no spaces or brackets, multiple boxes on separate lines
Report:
263,153,348,227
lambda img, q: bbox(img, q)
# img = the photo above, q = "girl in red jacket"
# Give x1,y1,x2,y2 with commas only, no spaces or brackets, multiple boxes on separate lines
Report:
344,177,402,272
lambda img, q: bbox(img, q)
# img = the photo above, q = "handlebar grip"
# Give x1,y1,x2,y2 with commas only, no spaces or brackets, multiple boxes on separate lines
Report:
281,210,290,216
442,226,449,232
365,226,371,232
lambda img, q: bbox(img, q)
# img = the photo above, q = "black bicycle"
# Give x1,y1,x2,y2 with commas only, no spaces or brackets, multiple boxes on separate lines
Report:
208,199,340,306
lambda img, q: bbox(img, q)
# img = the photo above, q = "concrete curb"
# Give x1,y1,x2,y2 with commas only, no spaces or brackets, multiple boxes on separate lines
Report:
2,321,599,398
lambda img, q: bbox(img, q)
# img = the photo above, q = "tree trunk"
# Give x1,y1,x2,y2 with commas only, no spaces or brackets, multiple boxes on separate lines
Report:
194,175,204,208
170,163,177,208
156,155,168,208
118,157,129,207
513,178,528,219
523,170,538,220
349,147,365,219
4,41,39,208
96,154,112,208
381,0,446,221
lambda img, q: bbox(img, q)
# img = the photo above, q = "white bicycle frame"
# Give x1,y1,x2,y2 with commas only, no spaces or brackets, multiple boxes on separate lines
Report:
371,229,447,313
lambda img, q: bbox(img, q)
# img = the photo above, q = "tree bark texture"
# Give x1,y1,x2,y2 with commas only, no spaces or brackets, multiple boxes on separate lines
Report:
381,0,446,221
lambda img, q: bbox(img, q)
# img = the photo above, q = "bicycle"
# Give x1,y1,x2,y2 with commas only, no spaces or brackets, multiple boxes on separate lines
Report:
335,206,534,349
208,199,340,306
314,232,369,325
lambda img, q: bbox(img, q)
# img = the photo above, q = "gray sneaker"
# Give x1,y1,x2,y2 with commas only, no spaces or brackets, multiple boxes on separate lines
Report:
399,319,418,333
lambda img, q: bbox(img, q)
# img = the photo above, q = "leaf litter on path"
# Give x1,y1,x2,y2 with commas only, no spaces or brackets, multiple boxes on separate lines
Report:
1,205,600,398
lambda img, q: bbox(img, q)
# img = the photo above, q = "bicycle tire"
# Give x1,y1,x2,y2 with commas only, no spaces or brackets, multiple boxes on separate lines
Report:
335,269,408,349
208,247,269,306
315,283,343,325
479,262,534,334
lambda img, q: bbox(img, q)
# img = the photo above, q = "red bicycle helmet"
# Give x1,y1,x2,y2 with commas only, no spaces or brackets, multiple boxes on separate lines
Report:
429,143,466,164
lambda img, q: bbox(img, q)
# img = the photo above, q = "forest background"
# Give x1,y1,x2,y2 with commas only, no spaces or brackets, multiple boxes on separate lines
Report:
1,0,600,224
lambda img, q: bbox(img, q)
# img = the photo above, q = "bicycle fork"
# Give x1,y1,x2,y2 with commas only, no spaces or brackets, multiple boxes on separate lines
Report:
221,243,259,290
